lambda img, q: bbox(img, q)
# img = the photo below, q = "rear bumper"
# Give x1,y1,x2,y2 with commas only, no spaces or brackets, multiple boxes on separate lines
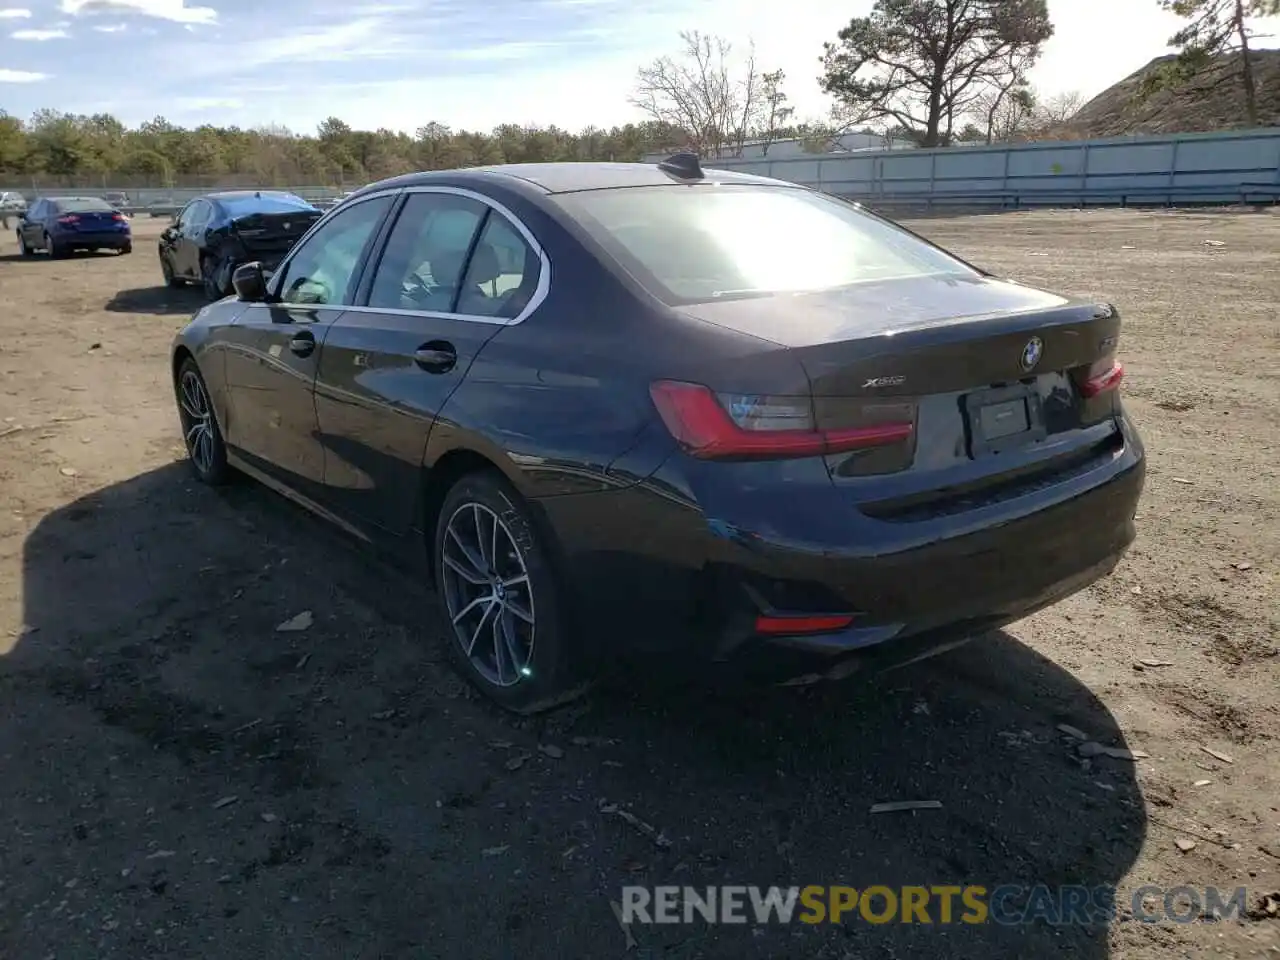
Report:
57,232,130,247
537,416,1145,665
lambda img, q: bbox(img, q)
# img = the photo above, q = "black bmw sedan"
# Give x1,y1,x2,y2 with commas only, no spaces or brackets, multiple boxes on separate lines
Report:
170,155,1145,712
159,190,322,300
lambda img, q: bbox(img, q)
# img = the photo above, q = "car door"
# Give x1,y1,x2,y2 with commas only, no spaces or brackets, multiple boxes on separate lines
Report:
177,200,212,278
219,193,396,499
163,202,195,277
313,188,545,537
25,200,50,246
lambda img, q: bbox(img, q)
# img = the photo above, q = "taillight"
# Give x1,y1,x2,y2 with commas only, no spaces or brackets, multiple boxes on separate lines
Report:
56,215,79,224
1077,358,1124,398
755,613,855,635
649,380,913,461
112,212,127,222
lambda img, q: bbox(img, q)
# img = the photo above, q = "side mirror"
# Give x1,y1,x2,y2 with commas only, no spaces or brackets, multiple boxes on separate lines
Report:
232,262,268,302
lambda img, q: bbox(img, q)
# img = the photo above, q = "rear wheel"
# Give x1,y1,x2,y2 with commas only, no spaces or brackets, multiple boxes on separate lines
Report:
201,255,224,301
433,471,585,713
175,357,229,486
119,242,132,255
45,233,66,259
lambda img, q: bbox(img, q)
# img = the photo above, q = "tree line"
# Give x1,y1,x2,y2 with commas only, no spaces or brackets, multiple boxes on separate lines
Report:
1,0,1274,186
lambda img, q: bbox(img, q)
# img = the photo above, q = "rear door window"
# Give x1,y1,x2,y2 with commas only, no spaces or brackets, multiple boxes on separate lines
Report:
365,193,488,312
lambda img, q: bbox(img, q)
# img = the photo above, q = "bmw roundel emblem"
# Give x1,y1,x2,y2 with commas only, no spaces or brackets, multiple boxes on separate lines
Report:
1020,336,1044,372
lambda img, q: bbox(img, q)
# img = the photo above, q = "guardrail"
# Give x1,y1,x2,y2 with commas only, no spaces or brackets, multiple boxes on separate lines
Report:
841,181,1280,211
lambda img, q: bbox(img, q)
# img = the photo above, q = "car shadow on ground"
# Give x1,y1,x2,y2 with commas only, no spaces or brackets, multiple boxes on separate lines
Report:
105,286,208,316
3,462,1147,959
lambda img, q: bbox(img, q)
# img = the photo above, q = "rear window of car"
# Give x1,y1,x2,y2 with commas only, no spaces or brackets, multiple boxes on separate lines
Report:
220,194,317,217
552,184,978,304
54,198,114,213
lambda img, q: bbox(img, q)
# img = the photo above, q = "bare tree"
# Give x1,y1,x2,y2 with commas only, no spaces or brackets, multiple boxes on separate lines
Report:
1034,90,1085,126
630,31,767,158
758,70,795,156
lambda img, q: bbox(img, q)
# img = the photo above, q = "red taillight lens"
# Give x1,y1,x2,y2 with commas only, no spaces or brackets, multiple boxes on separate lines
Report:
649,380,913,461
56,215,79,224
755,613,856,636
1078,359,1124,398
112,212,127,222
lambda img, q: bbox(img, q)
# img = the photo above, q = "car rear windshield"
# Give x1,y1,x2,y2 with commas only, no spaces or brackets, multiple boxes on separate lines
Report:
221,195,316,217
54,198,114,213
553,184,978,304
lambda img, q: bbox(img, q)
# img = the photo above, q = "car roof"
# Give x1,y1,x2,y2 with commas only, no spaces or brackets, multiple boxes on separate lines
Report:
204,190,308,202
42,196,109,203
352,161,796,198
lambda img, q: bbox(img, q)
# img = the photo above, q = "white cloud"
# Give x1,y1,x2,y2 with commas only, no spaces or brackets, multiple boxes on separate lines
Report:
0,67,47,81
0,7,30,16
12,27,70,39
91,21,125,30
59,0,216,25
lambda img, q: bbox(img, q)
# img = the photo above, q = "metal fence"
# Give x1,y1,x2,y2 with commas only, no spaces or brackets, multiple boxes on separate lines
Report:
5,128,1279,213
710,127,1280,208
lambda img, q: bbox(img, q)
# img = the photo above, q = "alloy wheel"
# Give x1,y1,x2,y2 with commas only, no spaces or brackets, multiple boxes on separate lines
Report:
177,369,215,475
439,502,536,688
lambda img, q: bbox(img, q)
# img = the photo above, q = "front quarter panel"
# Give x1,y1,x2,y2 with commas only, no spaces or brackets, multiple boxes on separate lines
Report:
171,299,250,432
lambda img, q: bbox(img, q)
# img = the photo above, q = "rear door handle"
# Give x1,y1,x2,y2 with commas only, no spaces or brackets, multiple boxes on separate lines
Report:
414,342,457,374
289,332,316,357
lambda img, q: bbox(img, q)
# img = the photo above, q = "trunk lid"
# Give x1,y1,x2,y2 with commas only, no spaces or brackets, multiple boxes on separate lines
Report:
63,210,124,231
677,274,1126,508
231,210,321,257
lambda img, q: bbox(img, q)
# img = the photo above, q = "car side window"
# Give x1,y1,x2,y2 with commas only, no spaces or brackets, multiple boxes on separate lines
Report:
366,194,487,312
186,201,211,232
175,202,194,230
29,200,44,219
276,195,394,307
457,213,541,320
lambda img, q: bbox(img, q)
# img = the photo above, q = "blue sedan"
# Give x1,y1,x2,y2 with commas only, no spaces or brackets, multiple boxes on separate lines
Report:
15,196,132,258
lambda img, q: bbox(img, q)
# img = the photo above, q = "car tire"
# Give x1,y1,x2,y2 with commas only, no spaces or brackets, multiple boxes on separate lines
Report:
16,232,31,257
119,242,132,255
433,470,586,714
161,252,184,287
201,255,224,301
175,357,230,486
45,233,66,259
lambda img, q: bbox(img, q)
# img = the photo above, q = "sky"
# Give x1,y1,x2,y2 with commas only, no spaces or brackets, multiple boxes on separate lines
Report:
0,0,1278,134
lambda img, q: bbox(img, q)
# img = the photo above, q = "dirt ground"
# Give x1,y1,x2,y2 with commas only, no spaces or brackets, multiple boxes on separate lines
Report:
0,209,1277,960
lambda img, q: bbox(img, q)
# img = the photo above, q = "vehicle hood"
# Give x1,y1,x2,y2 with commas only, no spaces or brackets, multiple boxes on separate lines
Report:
674,272,1075,347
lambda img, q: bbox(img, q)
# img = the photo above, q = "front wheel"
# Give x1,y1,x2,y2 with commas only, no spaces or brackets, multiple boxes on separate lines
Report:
175,357,229,485
433,471,585,713
161,252,184,287
16,232,31,257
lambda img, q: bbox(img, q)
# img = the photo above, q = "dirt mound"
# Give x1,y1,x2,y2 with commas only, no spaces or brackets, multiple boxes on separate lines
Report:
1064,49,1280,138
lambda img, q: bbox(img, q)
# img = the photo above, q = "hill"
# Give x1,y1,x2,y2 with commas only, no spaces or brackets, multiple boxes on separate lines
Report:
1064,49,1280,138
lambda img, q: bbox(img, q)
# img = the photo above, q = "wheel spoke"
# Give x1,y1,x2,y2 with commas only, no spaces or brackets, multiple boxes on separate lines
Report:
472,506,488,571
465,599,497,656
502,574,528,589
185,420,204,445
445,528,488,581
499,606,525,675
452,591,495,624
442,551,486,585
505,596,534,624
491,611,507,685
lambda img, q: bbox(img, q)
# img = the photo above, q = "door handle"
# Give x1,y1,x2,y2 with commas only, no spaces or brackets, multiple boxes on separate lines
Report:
289,332,316,357
414,342,457,374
